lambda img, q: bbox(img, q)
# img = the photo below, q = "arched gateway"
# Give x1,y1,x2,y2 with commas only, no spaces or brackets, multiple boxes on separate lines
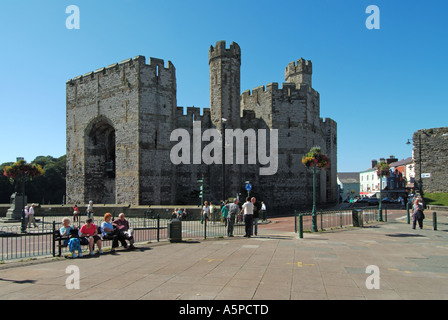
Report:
84,117,116,203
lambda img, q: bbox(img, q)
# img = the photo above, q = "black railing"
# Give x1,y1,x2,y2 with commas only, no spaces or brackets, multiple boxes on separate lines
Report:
1,211,246,261
294,207,380,236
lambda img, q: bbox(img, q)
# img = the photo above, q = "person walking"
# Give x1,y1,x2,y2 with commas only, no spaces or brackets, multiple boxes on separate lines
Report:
27,203,38,228
240,197,254,237
412,196,425,229
227,199,239,237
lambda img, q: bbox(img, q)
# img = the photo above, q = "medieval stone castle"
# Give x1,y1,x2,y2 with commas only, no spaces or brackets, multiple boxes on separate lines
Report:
66,41,337,213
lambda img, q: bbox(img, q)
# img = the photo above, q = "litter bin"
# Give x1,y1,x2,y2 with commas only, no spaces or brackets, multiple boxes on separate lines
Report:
168,218,182,242
352,209,363,227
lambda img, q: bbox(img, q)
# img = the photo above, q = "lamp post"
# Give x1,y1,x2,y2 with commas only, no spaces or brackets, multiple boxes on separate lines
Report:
407,131,428,197
221,118,227,202
311,164,318,232
378,175,383,222
375,161,390,222
302,147,330,233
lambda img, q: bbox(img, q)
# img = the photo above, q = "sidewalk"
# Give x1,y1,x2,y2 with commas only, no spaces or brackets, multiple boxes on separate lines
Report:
0,214,447,300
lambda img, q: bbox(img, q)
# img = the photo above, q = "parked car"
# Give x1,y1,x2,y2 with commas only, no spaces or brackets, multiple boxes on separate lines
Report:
368,197,379,206
382,197,393,203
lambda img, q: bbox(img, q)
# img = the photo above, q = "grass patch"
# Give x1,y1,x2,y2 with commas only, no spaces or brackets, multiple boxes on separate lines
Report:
423,193,448,206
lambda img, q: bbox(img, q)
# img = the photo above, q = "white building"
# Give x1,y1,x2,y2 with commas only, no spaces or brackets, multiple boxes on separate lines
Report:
337,172,360,202
359,167,381,197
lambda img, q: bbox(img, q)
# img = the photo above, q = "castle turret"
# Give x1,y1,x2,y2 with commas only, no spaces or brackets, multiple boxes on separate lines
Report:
285,58,312,87
209,40,241,131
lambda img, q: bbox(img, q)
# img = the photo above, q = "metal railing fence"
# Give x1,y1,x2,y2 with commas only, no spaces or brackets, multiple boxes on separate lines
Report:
0,211,246,261
294,207,380,236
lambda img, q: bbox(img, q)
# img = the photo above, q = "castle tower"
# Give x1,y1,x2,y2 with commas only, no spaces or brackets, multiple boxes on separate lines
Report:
285,58,312,87
66,55,177,206
209,40,241,131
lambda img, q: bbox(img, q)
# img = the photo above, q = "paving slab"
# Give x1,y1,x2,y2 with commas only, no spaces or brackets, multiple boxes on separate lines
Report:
0,214,448,303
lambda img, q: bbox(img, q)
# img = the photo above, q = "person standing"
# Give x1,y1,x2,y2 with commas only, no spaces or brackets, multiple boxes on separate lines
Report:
201,201,210,224
240,197,254,237
73,204,79,223
261,201,267,222
251,197,260,236
24,206,30,229
227,199,239,237
412,196,425,229
86,201,94,220
221,200,229,226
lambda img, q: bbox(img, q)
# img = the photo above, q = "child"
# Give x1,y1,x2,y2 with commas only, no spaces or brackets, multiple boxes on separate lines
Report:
60,217,82,258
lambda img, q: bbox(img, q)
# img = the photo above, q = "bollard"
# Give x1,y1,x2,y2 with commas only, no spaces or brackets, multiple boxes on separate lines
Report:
385,207,388,222
406,202,410,224
298,214,303,239
294,210,297,233
433,212,437,231
157,214,160,242
52,221,56,257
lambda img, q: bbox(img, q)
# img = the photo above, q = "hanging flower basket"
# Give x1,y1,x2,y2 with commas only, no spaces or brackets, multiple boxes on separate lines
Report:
301,147,330,170
3,159,44,184
375,161,390,177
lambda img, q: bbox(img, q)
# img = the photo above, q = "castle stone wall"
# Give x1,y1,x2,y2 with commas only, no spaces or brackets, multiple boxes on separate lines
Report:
413,127,448,194
66,41,338,214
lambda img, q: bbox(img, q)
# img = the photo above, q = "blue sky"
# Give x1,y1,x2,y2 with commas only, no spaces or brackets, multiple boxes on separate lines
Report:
0,0,447,172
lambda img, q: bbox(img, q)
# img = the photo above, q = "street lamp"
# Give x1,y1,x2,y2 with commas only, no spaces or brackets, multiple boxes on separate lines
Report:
406,131,428,197
302,147,330,232
221,118,227,202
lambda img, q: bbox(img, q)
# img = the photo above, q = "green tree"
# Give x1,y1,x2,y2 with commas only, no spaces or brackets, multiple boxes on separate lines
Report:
0,162,14,203
0,155,66,204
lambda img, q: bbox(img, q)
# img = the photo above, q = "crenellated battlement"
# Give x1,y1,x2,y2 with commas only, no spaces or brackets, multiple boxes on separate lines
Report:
285,58,312,86
241,81,317,101
285,58,312,76
176,106,211,123
209,40,241,63
66,55,175,86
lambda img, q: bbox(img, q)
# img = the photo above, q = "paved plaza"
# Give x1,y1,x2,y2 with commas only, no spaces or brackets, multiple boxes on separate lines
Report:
0,211,447,302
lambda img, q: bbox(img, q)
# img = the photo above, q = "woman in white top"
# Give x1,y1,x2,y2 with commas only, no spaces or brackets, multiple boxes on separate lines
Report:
201,201,210,223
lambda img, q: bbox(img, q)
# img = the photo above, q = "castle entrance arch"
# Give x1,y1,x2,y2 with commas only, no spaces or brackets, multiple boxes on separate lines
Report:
84,117,116,204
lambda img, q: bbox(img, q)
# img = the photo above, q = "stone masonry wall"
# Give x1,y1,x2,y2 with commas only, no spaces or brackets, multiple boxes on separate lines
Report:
66,41,338,213
413,127,448,194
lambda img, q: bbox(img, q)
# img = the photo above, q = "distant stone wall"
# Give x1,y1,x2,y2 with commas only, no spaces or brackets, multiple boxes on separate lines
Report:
0,204,204,220
413,127,448,194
